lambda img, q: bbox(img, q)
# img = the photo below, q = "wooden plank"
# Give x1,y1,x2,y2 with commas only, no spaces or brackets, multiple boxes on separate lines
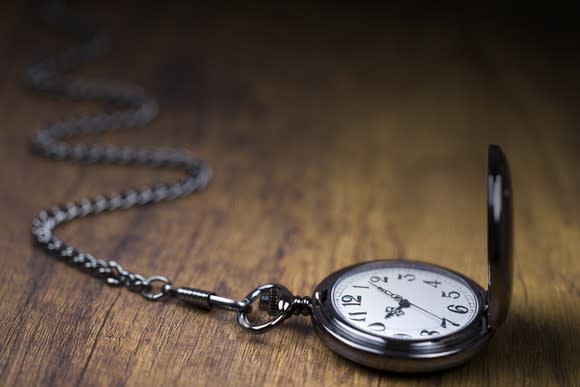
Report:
0,3,577,386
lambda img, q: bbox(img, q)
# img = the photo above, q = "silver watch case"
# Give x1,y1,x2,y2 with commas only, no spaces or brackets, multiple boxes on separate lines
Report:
311,260,490,372
310,145,513,372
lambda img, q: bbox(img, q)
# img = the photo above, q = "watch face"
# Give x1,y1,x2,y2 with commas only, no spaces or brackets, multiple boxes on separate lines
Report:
331,262,479,340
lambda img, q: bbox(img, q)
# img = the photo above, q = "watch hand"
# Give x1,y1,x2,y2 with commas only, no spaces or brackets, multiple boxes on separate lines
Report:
384,305,407,319
368,281,403,302
368,282,411,309
369,282,413,321
405,301,443,321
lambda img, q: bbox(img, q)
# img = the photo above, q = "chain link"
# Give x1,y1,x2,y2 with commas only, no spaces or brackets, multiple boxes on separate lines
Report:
28,1,211,301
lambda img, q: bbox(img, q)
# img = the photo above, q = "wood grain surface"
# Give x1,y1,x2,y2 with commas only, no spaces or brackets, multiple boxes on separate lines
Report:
0,2,578,386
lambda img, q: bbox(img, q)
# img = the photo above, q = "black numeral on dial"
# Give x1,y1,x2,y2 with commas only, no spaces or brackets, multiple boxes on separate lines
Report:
370,276,388,283
348,312,367,321
420,329,440,336
441,291,460,299
441,318,460,328
397,273,416,281
341,295,362,306
367,322,386,331
423,280,442,288
446,304,468,314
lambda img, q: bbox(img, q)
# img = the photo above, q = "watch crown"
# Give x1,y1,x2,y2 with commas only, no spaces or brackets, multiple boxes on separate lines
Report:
259,284,294,316
259,287,281,316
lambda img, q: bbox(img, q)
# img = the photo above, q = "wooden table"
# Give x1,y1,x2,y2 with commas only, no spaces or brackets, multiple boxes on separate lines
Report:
1,3,578,386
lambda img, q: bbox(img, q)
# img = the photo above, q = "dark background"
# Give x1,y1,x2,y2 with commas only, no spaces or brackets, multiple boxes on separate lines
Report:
1,2,578,386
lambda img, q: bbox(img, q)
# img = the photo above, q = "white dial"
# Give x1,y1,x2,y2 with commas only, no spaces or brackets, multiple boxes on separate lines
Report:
332,264,479,340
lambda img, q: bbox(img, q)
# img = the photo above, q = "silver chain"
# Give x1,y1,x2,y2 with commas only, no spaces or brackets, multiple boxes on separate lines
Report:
28,1,310,333
28,2,211,301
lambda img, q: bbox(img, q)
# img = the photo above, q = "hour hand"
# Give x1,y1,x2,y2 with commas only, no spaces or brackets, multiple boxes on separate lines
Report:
384,305,405,319
368,281,403,302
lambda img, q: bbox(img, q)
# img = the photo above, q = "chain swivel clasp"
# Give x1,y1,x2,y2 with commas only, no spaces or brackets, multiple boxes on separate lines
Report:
166,282,310,334
237,283,312,334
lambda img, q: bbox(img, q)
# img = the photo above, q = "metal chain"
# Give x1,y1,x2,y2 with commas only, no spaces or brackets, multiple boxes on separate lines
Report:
27,1,311,333
28,1,211,302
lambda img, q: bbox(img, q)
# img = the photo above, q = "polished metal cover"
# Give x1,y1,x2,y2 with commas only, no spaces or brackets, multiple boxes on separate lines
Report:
487,145,514,328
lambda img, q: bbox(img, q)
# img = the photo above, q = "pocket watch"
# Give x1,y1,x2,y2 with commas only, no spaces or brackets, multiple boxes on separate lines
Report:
29,3,512,374
248,145,513,373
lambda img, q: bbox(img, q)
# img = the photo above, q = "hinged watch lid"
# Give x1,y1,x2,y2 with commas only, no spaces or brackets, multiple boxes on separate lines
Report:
487,145,513,328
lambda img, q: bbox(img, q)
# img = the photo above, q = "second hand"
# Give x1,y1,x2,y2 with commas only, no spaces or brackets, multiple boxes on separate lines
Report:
368,282,455,326
407,301,442,321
